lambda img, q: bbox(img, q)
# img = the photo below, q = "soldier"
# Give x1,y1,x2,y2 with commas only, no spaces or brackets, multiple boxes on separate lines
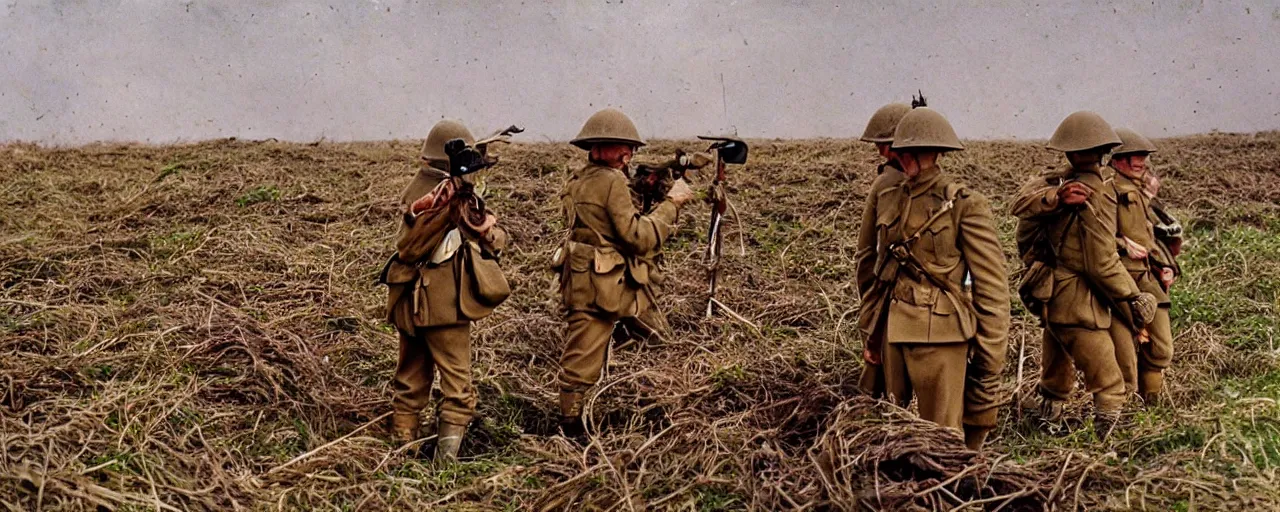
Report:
1012,112,1158,435
859,107,1011,450
552,108,695,436
380,119,510,461
1107,128,1176,403
855,102,910,396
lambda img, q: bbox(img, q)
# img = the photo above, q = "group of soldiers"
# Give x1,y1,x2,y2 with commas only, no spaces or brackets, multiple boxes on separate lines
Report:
377,103,1183,462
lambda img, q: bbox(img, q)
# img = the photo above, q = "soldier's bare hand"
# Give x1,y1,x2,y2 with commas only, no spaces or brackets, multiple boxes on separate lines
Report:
1057,182,1093,206
1143,173,1161,198
666,179,694,206
1122,236,1149,260
863,346,881,365
1137,328,1151,344
1160,267,1176,288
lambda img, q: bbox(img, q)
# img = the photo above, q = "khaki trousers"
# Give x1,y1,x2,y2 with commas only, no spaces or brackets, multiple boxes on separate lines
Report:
884,342,969,430
391,323,476,426
1111,306,1173,397
558,311,620,393
1039,325,1126,413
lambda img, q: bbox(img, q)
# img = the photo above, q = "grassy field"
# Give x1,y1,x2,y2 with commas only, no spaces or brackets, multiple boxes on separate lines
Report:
2,133,1279,510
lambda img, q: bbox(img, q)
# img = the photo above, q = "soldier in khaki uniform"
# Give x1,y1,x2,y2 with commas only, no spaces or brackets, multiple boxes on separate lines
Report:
1012,112,1158,434
855,102,910,396
552,108,694,435
380,119,510,461
858,107,1011,450
1105,128,1176,402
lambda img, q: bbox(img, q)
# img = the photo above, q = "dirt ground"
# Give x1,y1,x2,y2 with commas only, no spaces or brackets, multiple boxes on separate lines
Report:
3,133,1280,510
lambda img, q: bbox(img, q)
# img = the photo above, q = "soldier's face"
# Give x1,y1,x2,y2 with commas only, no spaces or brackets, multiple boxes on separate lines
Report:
590,143,635,168
899,150,940,179
899,152,918,177
875,142,893,159
1066,151,1102,169
1112,154,1149,178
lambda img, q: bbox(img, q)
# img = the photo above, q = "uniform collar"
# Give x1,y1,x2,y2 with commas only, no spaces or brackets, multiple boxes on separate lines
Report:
878,159,903,175
579,162,622,177
906,164,943,197
1070,162,1104,177
1064,163,1108,189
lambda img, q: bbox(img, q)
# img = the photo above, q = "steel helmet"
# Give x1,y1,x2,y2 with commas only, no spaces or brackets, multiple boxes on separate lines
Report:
860,103,911,143
570,108,645,150
1112,128,1158,156
421,119,475,162
1048,111,1121,153
890,107,964,151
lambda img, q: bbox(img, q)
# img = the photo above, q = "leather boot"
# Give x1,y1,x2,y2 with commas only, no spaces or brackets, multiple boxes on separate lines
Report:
963,425,992,451
1038,397,1065,422
559,391,586,438
1094,411,1120,441
391,412,420,444
1138,371,1164,405
434,422,467,463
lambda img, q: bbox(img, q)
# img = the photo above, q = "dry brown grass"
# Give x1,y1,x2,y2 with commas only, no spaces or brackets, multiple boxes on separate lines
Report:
2,132,1280,510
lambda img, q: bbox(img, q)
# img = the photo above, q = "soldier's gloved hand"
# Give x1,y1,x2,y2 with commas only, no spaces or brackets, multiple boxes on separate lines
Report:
1129,292,1159,327
1122,236,1149,260
666,178,694,206
1057,181,1093,206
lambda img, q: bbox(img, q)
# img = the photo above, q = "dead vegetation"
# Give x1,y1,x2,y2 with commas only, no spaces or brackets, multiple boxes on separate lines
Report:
2,132,1280,510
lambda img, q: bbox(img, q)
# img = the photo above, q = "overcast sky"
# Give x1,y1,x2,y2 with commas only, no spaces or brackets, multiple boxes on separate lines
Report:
2,0,1278,143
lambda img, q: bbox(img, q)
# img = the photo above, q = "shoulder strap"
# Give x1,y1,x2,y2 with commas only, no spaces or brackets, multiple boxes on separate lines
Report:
944,182,967,233
900,181,965,246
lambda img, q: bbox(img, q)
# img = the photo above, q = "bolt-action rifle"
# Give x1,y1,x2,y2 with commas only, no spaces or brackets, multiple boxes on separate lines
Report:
631,150,714,213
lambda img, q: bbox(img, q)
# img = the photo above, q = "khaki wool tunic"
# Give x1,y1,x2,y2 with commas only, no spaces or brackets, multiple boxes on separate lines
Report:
1012,165,1142,328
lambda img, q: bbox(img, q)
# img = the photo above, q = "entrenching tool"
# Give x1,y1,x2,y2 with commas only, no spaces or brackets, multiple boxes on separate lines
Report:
696,135,749,318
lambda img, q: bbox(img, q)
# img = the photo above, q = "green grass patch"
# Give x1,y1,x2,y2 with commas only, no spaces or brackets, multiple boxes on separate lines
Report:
710,364,749,391
695,483,747,511
155,161,186,182
236,185,282,207
1170,220,1280,349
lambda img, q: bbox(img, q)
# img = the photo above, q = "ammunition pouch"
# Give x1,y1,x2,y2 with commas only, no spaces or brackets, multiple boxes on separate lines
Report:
558,240,636,315
590,247,628,314
461,242,510,317
885,239,978,340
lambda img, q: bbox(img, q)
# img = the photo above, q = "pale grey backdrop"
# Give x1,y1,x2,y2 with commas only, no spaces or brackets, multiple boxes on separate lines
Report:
2,0,1278,143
